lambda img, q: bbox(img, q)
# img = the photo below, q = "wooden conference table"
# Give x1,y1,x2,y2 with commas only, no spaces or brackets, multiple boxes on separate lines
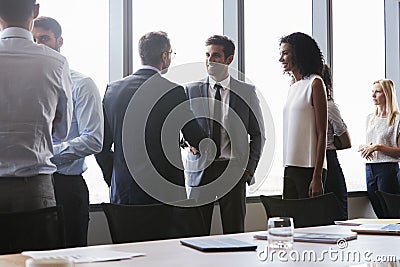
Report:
0,225,399,267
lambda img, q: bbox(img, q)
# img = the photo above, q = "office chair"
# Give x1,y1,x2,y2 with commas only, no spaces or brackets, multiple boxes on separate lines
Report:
375,190,400,218
0,206,65,255
260,192,343,228
101,201,207,244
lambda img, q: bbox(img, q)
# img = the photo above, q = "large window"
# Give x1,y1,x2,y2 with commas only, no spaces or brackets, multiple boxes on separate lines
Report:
36,0,389,203
38,0,223,203
244,0,313,195
38,1,109,90
132,0,223,70
38,0,110,203
331,0,385,191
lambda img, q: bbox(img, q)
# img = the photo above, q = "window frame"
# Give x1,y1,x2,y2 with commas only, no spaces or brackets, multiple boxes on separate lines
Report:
93,0,400,204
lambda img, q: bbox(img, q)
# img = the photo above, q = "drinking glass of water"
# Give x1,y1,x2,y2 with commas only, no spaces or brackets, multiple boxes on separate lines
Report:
267,217,294,250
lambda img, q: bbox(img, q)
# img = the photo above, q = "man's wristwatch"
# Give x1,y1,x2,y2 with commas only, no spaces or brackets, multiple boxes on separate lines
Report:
244,169,252,177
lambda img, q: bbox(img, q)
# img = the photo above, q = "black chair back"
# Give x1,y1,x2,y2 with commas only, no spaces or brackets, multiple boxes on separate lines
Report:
0,206,65,255
101,202,207,244
260,193,342,228
375,190,400,218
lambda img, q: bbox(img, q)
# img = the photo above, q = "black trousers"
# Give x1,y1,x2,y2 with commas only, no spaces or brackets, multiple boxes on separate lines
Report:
194,160,246,235
53,173,89,248
283,166,327,199
325,150,348,220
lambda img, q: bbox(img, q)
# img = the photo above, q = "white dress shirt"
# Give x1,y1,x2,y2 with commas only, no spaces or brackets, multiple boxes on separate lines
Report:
0,27,72,177
51,70,103,175
208,76,231,159
327,100,348,150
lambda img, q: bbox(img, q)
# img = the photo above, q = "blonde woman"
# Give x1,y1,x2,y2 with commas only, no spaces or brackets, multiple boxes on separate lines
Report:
359,79,400,218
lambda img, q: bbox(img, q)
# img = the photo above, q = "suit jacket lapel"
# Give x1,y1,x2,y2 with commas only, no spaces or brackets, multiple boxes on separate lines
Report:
229,77,239,112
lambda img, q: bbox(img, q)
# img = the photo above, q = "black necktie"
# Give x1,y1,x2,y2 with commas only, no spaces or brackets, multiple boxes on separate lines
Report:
212,83,222,159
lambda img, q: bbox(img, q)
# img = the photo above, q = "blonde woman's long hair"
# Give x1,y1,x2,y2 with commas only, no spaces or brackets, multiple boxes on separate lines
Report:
372,79,399,126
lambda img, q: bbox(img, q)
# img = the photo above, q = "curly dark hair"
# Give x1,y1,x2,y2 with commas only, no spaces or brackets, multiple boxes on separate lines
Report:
322,64,333,101
280,32,324,78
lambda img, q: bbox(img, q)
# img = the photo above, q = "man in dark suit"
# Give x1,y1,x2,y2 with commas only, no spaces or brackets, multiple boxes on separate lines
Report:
184,35,265,234
96,31,206,204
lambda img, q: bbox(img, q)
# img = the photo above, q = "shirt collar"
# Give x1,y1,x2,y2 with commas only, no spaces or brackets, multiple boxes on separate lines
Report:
141,65,161,73
209,75,230,90
1,27,34,41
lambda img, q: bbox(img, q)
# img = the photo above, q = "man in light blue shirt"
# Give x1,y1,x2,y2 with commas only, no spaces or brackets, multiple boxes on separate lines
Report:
33,16,103,248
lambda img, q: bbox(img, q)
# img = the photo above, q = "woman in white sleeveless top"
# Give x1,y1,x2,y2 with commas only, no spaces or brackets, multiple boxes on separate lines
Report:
358,79,400,218
279,32,327,199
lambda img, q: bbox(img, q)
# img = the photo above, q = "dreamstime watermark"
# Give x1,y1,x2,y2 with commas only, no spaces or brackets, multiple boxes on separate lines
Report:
257,239,397,263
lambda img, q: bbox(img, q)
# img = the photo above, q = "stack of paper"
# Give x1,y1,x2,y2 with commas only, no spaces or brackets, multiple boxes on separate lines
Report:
335,218,400,226
23,247,145,263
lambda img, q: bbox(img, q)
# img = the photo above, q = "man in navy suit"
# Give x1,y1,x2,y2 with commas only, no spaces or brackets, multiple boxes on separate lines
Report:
184,35,265,234
96,31,206,204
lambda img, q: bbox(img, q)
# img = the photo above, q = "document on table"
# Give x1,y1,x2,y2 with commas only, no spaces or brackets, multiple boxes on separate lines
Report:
22,246,145,263
335,218,400,226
